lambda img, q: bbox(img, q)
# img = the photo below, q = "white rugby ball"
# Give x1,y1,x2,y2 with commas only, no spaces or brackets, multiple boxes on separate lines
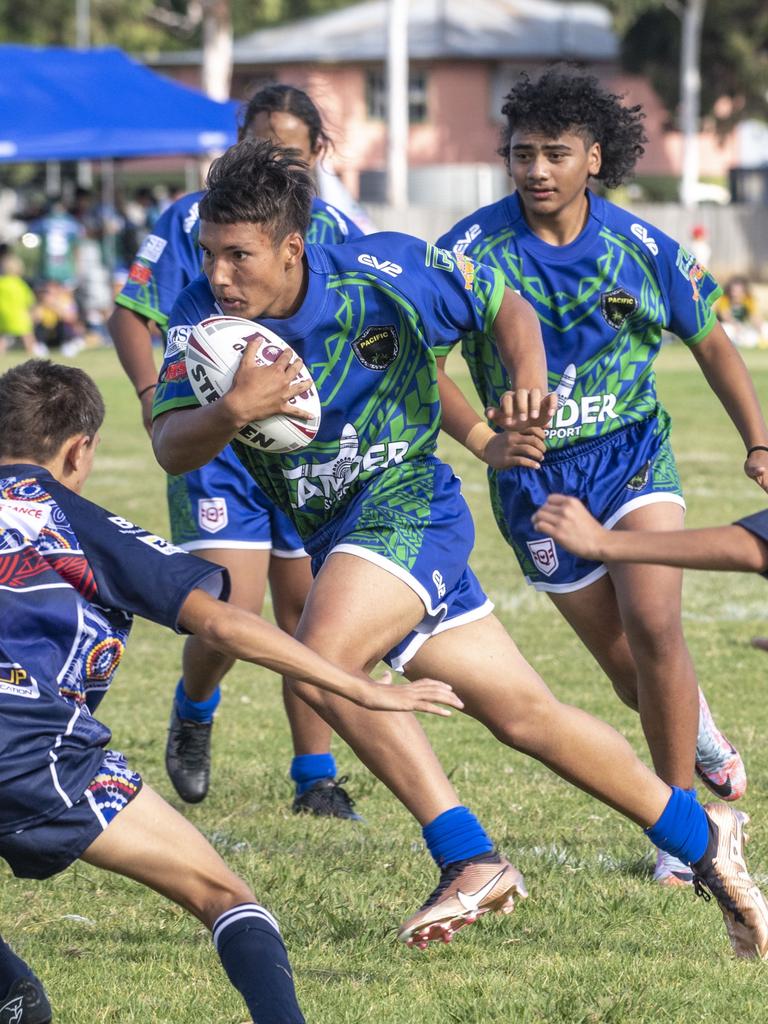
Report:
187,315,321,453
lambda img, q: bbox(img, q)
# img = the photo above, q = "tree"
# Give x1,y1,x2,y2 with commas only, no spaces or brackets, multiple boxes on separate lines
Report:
612,0,768,133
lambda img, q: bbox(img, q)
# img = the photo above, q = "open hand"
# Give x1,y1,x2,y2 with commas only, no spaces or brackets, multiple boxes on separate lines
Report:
487,389,558,432
357,671,464,717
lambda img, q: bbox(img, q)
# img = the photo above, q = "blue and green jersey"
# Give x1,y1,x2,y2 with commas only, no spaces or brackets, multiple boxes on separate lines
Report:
437,191,722,450
154,234,504,541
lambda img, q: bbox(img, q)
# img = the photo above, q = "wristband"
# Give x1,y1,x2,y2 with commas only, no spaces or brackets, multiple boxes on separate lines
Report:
137,383,157,399
746,445,768,458
464,421,495,461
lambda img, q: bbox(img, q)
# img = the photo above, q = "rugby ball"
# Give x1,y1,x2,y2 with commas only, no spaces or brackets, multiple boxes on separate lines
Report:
186,315,320,453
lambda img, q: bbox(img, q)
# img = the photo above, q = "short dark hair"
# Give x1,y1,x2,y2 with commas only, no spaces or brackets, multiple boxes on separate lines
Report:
0,360,105,463
498,69,647,189
238,82,332,155
199,138,314,244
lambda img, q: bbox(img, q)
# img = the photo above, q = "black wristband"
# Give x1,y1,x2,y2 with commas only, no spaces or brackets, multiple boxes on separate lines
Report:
137,383,157,399
746,445,768,457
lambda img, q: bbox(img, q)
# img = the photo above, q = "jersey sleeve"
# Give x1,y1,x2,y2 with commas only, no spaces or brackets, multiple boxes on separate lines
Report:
734,509,768,578
412,239,505,357
48,481,229,631
308,200,365,245
114,195,203,329
151,285,207,418
650,227,722,346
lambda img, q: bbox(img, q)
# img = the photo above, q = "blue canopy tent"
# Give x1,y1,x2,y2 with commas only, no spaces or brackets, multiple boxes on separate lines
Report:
0,45,238,162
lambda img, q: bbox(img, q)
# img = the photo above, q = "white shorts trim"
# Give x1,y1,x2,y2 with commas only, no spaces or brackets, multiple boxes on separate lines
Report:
603,492,686,531
178,539,273,552
271,546,308,560
526,493,687,594
526,562,609,594
331,543,446,617
389,599,495,672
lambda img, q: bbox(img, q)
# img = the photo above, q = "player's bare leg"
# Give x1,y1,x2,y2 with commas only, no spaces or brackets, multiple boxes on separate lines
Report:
81,784,305,1023
289,552,525,944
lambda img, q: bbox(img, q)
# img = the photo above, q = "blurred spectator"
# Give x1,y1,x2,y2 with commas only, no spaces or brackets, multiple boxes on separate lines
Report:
0,253,38,355
689,224,711,268
28,200,83,287
34,280,85,357
715,276,768,349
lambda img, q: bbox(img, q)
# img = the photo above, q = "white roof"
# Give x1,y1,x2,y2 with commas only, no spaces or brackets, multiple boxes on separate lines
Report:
154,0,618,66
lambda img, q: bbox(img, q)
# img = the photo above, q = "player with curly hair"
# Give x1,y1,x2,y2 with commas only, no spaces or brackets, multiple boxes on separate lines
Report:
437,67,768,886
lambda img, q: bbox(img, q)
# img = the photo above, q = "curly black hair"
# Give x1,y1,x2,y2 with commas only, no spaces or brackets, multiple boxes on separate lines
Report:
498,69,647,189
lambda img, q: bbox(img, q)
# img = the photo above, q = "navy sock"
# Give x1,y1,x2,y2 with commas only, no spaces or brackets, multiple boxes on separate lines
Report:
175,678,221,724
213,903,305,1024
644,786,709,865
0,935,33,992
290,753,337,795
422,806,494,868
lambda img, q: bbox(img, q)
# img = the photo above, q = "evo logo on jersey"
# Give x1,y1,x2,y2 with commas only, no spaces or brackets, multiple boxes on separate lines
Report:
600,288,637,329
0,663,40,700
451,223,482,256
527,538,559,577
545,394,619,439
630,223,659,256
432,569,446,599
358,253,402,277
183,202,200,235
284,424,409,510
351,325,399,370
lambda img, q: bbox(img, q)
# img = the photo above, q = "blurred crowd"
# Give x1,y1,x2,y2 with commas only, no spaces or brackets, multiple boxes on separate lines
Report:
0,183,183,356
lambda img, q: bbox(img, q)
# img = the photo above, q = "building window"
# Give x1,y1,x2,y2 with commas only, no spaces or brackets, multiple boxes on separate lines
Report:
365,69,429,123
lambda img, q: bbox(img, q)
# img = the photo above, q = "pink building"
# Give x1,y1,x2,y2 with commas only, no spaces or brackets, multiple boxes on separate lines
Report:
152,0,737,203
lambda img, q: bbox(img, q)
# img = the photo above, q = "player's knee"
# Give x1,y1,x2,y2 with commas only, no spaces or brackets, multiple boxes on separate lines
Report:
625,614,685,664
186,871,257,928
488,693,557,750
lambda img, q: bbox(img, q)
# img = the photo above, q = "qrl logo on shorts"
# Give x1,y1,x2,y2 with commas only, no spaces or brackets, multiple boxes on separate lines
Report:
198,498,228,534
527,538,559,577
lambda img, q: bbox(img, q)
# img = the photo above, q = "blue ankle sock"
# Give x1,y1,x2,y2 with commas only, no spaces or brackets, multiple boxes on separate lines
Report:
175,679,221,724
290,753,337,795
422,806,494,868
644,786,709,865
0,935,33,991
213,903,305,1024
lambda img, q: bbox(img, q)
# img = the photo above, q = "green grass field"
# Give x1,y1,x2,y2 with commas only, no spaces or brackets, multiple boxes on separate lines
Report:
3,344,768,1023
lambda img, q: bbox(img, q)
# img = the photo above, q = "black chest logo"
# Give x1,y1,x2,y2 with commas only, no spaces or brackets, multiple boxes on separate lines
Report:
351,325,400,370
600,288,637,330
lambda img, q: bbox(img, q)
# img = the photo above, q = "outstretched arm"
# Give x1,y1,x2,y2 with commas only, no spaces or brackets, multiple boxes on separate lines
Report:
178,588,464,717
532,495,768,573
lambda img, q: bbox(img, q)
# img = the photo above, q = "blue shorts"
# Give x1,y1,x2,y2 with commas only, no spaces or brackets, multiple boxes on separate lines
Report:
0,750,142,880
490,409,685,593
167,446,305,557
304,458,492,671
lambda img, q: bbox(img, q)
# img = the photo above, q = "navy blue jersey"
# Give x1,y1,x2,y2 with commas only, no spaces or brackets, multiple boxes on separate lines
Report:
0,466,227,833
153,233,504,540
735,510,768,578
116,192,364,330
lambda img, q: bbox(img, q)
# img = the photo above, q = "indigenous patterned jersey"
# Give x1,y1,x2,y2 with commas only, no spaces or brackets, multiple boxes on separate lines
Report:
0,465,226,833
153,234,505,540
115,192,364,330
437,191,722,451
